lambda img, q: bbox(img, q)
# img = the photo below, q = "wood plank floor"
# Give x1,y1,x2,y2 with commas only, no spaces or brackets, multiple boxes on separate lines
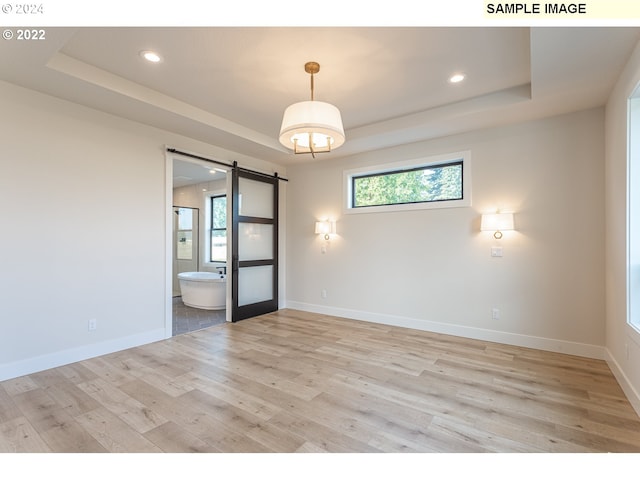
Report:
1,309,639,453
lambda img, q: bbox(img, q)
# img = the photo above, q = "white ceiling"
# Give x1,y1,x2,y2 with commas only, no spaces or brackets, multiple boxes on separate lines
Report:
173,159,226,188
2,26,639,182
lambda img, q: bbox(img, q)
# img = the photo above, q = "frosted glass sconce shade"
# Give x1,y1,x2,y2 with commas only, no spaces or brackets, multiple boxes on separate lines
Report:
481,213,515,239
315,220,335,240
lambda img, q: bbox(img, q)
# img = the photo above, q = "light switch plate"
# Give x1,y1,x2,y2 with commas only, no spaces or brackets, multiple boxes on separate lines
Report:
491,246,503,257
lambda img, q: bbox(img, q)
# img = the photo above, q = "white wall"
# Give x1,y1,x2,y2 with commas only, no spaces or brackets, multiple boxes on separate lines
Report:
286,108,605,358
605,39,640,414
0,80,285,381
174,179,226,209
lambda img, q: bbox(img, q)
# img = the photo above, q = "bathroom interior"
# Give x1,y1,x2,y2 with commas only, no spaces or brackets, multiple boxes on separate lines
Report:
172,158,229,336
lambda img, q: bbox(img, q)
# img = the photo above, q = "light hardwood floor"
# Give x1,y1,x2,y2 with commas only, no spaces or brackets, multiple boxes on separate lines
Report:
1,309,639,453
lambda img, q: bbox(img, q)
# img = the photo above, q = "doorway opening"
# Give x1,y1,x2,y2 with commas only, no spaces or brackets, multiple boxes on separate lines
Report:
170,157,230,336
166,149,282,335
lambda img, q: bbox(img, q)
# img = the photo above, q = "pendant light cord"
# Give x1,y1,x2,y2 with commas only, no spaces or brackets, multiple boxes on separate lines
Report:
310,72,315,101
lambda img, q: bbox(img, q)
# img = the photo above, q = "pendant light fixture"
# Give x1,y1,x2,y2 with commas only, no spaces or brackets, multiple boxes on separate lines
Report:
279,62,345,158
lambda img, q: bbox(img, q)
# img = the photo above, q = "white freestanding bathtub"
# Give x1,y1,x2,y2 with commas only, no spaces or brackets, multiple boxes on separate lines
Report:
177,271,226,310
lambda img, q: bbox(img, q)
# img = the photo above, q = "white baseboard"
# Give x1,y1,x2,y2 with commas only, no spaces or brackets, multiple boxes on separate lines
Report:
604,349,640,417
0,328,166,382
285,301,606,360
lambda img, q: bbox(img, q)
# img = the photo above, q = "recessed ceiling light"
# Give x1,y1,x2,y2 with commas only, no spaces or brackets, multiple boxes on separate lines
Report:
140,50,162,63
449,73,465,84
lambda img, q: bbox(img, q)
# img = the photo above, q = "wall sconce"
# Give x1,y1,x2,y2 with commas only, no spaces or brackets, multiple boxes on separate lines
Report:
481,212,515,239
315,220,336,240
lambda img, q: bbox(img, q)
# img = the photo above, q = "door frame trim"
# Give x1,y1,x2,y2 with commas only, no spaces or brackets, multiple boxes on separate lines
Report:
164,151,174,339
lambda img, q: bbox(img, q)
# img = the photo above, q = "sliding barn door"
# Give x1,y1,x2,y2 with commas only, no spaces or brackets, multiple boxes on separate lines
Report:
231,168,279,321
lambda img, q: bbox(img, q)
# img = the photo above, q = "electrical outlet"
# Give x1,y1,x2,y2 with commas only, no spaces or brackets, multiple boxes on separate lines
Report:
321,289,327,299
88,318,97,331
492,308,500,320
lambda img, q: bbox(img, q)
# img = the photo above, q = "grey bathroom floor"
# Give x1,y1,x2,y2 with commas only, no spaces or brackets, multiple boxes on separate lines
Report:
172,296,227,336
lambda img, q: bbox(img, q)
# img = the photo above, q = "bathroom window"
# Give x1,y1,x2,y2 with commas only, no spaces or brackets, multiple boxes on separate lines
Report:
344,151,471,214
176,207,195,261
210,194,227,262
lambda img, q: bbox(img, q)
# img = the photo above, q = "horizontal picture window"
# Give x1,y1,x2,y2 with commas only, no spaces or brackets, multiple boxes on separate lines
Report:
344,151,471,214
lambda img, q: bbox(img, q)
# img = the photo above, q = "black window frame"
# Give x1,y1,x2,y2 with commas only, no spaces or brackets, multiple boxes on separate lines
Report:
209,193,227,263
350,159,464,209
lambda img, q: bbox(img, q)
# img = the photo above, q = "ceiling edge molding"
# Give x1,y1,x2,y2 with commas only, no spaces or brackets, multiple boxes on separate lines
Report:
46,52,287,154
339,84,532,153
